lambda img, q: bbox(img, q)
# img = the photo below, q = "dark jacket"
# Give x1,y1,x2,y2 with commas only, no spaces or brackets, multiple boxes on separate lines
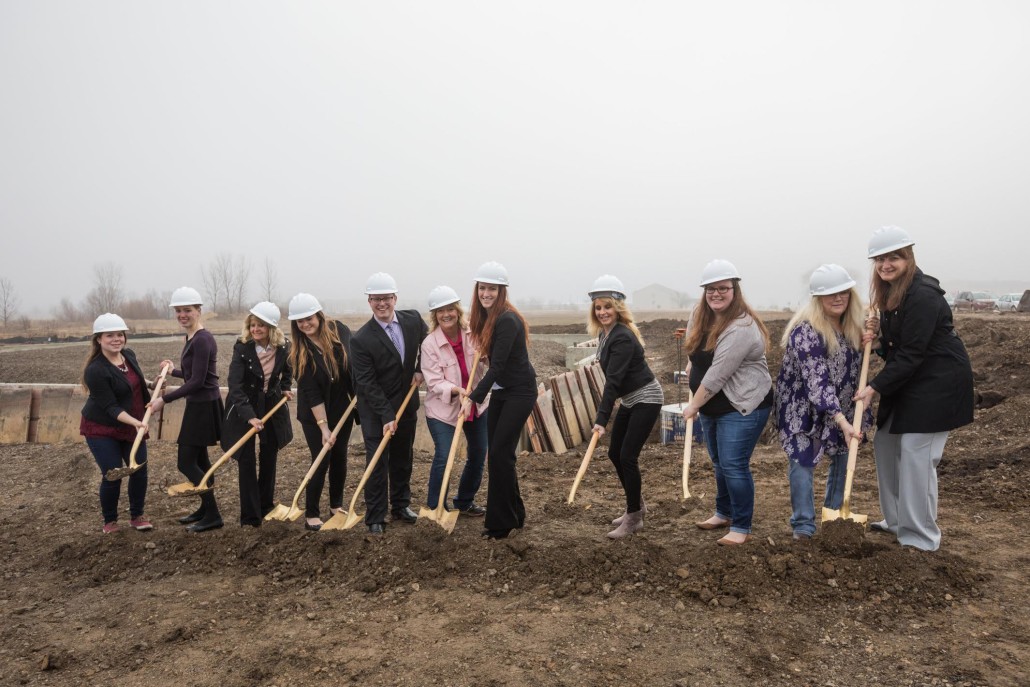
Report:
163,329,221,403
470,310,536,403
295,320,357,427
221,338,294,450
594,323,656,426
81,348,150,426
351,310,428,430
871,269,974,433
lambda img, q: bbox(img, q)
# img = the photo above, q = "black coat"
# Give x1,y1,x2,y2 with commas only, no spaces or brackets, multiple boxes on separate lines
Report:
221,339,294,450
470,310,536,403
294,321,357,427
594,323,656,427
871,270,974,434
81,348,150,425
351,310,428,431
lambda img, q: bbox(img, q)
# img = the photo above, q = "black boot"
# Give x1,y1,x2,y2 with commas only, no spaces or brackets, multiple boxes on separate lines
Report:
177,501,206,525
187,492,223,533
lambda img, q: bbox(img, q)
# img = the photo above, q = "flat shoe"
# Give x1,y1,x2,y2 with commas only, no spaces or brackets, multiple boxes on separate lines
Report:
304,521,322,531
870,520,891,533
187,519,224,533
696,518,731,530
716,534,752,546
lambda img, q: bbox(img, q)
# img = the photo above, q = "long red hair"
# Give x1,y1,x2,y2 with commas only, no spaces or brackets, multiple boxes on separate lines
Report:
469,284,529,354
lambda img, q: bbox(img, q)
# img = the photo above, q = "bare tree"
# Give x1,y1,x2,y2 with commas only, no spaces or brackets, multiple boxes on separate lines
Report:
55,297,82,322
257,257,278,303
84,262,124,315
0,277,18,327
201,253,250,313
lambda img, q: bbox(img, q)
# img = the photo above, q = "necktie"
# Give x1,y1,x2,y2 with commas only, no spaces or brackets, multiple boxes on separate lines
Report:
387,322,404,359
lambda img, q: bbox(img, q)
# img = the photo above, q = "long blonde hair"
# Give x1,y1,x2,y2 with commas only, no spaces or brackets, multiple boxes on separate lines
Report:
289,313,345,381
587,297,644,346
870,246,917,312
683,281,769,354
428,301,468,333
240,313,286,348
781,289,864,355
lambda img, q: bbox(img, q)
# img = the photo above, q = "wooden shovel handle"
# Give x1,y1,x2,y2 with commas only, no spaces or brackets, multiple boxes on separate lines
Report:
343,381,419,517
567,430,601,504
682,390,694,500
128,363,171,465
196,395,290,488
432,352,483,511
288,396,358,509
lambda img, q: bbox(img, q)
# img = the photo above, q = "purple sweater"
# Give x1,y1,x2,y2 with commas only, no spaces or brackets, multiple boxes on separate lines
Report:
163,329,221,403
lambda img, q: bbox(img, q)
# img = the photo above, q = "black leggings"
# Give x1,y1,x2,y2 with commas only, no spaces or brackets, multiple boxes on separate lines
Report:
485,392,535,532
177,444,213,486
608,402,661,513
301,417,354,519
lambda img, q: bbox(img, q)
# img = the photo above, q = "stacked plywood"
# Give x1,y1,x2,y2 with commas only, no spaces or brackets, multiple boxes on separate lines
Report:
524,363,606,454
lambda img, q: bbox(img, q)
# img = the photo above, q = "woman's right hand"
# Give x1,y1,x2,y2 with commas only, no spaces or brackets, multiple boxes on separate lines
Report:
592,424,605,437
321,425,335,447
159,359,174,374
838,419,862,445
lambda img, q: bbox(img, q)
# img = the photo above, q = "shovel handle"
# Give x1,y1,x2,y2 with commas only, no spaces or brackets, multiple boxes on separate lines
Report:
128,363,171,466
343,381,419,518
838,336,873,513
432,352,482,513
288,396,358,511
567,430,601,504
194,395,290,489
682,390,694,500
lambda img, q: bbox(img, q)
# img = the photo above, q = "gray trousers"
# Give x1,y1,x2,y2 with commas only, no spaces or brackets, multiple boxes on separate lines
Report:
873,414,949,551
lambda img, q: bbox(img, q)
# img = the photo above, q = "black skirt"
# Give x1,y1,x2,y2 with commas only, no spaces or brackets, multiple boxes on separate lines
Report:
179,398,224,447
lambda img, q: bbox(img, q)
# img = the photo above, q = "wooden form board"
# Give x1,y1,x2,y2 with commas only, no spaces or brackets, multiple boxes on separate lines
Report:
35,387,88,443
0,387,33,444
550,375,582,447
562,372,591,440
575,368,597,423
535,388,567,454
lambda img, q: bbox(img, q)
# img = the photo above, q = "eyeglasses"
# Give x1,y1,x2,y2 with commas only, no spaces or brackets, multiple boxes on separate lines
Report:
368,295,395,304
705,286,732,295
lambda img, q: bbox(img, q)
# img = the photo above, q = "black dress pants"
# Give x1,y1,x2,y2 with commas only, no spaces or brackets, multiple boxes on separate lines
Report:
361,414,416,525
237,434,278,526
484,391,535,533
301,417,354,519
607,402,661,513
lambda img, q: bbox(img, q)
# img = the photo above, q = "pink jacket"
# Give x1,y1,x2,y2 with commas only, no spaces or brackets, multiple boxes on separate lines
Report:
420,326,489,425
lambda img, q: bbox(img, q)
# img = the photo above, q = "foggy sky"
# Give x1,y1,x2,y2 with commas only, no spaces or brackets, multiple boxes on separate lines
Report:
2,1,1028,316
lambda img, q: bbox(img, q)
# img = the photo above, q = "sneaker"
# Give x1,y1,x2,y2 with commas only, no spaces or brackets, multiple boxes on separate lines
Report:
102,522,121,534
129,517,154,531
458,504,486,517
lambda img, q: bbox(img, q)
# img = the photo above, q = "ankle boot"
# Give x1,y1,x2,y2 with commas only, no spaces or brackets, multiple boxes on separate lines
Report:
611,500,647,526
607,510,644,539
177,502,206,525
188,493,223,533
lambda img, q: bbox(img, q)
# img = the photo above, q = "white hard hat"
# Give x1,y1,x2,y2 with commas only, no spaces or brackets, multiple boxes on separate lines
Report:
699,259,741,287
169,286,203,307
588,274,626,301
287,293,323,321
93,313,128,334
474,261,509,286
868,225,914,258
365,272,398,295
249,301,281,327
809,264,857,296
427,285,461,311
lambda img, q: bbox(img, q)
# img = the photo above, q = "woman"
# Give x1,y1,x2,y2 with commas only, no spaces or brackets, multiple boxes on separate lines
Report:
461,261,537,540
223,302,294,527
587,275,664,539
288,293,357,531
80,313,153,534
421,286,489,516
149,287,224,533
854,226,973,551
681,259,773,546
775,264,871,540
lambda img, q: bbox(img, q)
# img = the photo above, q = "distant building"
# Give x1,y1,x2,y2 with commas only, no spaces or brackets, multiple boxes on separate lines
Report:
633,283,693,310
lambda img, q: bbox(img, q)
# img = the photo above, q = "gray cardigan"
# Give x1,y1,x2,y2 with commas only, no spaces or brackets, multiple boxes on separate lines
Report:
700,314,772,415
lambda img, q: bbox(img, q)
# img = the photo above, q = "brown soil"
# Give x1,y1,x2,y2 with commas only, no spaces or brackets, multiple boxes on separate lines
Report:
1,313,1027,686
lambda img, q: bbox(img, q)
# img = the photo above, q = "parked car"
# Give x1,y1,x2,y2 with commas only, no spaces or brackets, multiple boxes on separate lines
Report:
952,291,995,312
994,293,1023,313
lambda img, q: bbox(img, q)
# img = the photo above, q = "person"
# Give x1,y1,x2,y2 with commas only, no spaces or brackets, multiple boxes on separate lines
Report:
775,264,871,540
854,226,974,551
461,261,537,540
681,260,773,546
287,293,357,531
148,287,224,533
350,273,428,534
80,313,154,534
223,302,294,527
587,275,664,539
420,285,489,517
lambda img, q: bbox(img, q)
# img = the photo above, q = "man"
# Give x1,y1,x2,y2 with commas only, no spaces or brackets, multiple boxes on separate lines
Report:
350,272,428,534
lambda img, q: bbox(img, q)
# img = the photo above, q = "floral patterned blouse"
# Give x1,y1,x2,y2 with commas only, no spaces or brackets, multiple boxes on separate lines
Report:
774,321,871,468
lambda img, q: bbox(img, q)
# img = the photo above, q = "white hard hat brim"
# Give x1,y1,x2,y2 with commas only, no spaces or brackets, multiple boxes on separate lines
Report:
868,241,915,258
811,279,857,296
589,291,626,301
430,297,461,310
288,309,321,321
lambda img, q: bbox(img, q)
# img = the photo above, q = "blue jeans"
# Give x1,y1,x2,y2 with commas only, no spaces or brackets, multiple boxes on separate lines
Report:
87,436,148,524
698,407,770,534
787,450,847,537
426,416,488,510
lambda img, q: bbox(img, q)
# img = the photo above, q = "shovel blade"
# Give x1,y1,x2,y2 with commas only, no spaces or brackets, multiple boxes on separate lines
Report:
821,506,842,523
418,506,439,523
105,464,144,482
284,505,305,522
263,504,291,522
321,509,359,531
821,506,869,525
167,482,212,497
438,510,459,534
